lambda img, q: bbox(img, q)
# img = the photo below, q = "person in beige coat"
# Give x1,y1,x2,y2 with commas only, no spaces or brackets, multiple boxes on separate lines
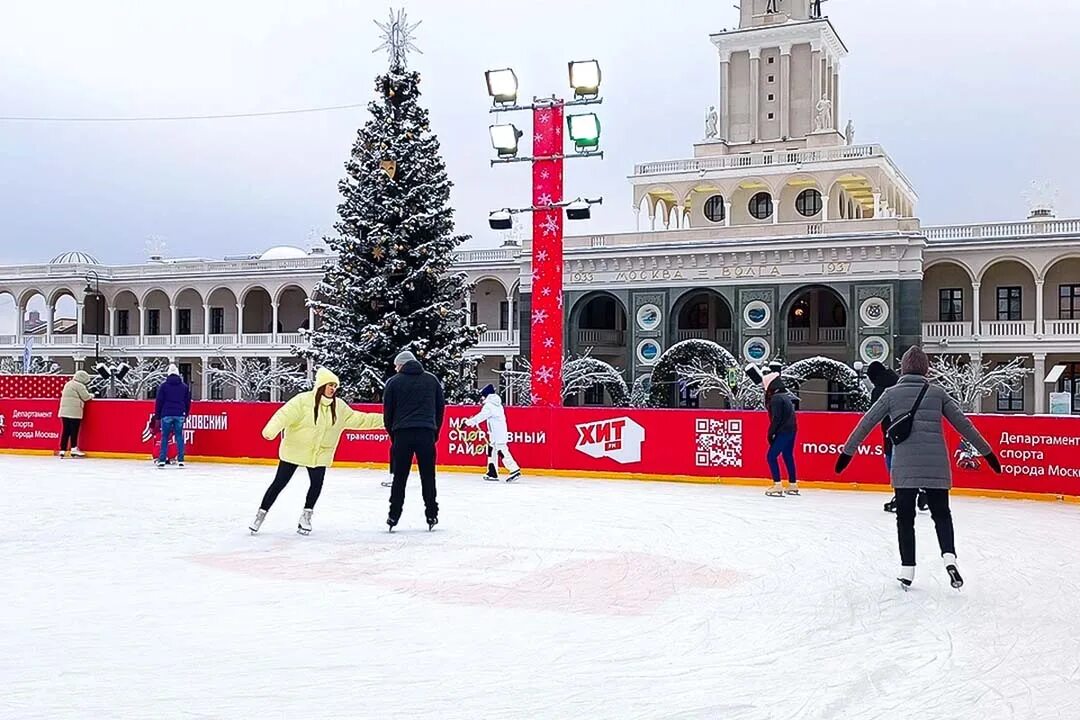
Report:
58,370,93,458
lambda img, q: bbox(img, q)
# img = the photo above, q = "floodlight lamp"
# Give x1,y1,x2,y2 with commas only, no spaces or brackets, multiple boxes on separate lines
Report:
485,68,519,106
116,363,131,381
568,60,601,98
565,199,591,221
489,209,513,230
567,113,601,153
489,124,524,158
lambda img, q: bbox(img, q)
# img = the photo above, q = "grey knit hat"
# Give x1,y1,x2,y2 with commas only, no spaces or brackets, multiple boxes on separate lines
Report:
900,346,930,376
394,350,418,366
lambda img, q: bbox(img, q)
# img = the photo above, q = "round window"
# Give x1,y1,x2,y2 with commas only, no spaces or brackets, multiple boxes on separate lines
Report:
743,337,772,363
703,195,726,223
749,192,773,220
796,188,823,218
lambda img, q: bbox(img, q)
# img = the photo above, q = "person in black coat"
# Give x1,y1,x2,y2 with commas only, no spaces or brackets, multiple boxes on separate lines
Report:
763,370,800,496
383,350,445,531
868,361,929,513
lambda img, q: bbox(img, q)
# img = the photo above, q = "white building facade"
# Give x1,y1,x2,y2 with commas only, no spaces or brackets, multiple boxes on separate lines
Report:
1,0,1078,412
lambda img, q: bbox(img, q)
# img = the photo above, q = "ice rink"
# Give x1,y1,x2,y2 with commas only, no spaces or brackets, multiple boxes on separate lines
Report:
3,454,1079,720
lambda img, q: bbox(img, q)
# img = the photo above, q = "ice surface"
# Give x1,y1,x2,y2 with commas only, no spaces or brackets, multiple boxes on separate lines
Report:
3,454,1079,720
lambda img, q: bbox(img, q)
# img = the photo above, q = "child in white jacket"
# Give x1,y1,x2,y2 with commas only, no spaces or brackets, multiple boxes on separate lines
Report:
465,384,521,482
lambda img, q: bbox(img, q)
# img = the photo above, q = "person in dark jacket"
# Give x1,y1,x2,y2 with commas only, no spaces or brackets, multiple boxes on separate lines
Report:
763,368,799,497
383,350,445,531
154,364,191,468
837,346,1002,589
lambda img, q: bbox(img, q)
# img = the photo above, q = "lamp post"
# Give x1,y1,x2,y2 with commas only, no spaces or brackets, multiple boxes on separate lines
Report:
83,271,103,365
485,61,604,407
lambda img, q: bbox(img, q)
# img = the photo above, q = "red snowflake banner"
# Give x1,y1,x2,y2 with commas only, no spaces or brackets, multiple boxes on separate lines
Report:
0,374,68,399
530,104,565,406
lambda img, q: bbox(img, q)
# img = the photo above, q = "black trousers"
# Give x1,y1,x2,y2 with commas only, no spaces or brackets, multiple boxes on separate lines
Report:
59,417,82,451
389,428,438,520
260,461,326,511
895,488,955,566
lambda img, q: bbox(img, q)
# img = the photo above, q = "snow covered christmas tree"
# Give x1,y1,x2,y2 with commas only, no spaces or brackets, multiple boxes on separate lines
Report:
302,10,480,401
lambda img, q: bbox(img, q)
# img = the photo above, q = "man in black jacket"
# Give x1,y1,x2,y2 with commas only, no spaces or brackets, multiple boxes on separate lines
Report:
764,370,799,497
383,350,445,530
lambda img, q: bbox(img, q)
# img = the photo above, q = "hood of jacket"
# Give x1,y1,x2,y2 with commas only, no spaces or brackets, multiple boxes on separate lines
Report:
314,367,340,389
482,393,503,409
164,374,184,387
72,370,91,385
401,359,425,376
867,361,898,390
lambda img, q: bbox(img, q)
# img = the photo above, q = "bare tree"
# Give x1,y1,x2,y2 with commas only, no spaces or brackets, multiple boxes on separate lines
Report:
497,353,628,406
207,356,309,401
676,357,765,409
0,357,61,375
928,354,1031,412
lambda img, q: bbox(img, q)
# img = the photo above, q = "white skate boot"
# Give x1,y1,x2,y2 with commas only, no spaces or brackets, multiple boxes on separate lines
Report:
70,448,86,458
249,509,267,534
297,508,313,535
765,482,785,497
897,565,915,590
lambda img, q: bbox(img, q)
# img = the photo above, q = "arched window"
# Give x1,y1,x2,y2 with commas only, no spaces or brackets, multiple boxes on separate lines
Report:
749,192,773,220
796,188,823,217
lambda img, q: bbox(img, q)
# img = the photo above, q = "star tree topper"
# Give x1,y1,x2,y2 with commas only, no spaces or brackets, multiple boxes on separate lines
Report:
374,8,422,69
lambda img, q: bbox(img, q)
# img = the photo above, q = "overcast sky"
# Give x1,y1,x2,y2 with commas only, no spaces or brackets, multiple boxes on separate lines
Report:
1,0,1078,267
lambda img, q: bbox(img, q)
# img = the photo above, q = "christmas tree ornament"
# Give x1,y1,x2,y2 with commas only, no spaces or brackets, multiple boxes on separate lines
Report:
380,159,397,180
372,244,386,260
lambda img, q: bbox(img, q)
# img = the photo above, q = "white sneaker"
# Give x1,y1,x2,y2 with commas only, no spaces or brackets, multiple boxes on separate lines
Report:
297,508,313,535
249,509,267,534
70,448,86,458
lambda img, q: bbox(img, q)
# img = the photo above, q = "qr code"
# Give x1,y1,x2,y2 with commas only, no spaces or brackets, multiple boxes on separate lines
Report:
695,418,743,468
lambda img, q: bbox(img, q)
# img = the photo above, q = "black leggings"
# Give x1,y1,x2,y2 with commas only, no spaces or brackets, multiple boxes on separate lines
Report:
260,461,326,511
60,418,82,452
895,488,955,566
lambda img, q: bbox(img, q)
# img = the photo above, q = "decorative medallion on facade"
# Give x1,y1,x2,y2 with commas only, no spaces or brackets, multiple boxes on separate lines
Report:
743,300,771,330
859,336,890,364
859,297,889,328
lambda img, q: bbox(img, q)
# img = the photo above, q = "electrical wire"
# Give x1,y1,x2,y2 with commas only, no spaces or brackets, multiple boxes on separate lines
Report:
0,102,367,123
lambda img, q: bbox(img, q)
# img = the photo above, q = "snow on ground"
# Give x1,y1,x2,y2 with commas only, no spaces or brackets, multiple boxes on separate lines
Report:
2,454,1079,720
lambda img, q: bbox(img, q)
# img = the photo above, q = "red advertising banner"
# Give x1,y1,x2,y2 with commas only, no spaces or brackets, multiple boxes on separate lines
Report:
1,398,1079,498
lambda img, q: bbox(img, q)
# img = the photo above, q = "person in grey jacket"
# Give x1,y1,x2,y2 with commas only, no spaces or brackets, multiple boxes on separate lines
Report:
836,346,1002,589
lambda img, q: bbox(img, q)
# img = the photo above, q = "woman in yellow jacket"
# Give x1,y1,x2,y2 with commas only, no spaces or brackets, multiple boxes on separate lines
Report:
249,368,383,535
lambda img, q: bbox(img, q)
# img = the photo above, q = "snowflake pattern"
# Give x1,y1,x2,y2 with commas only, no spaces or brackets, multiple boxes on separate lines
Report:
541,286,551,297
557,294,564,310
540,216,560,237
537,193,553,207
535,365,555,384
534,132,544,144
537,110,551,124
540,169,550,180
532,308,549,324
536,249,549,262
529,392,541,405
543,337,555,349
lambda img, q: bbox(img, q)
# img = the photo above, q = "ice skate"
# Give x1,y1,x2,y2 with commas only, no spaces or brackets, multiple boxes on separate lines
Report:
381,480,393,488
386,514,399,532
178,461,185,468
426,516,438,531
917,491,929,512
943,553,963,589
765,483,785,497
70,448,85,458
156,461,166,469
897,565,915,590
297,508,313,535
506,470,521,482
58,451,66,459
784,483,800,496
249,509,267,534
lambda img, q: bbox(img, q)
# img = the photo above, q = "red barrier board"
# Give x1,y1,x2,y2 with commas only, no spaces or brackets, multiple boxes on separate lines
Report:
1,398,1078,497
